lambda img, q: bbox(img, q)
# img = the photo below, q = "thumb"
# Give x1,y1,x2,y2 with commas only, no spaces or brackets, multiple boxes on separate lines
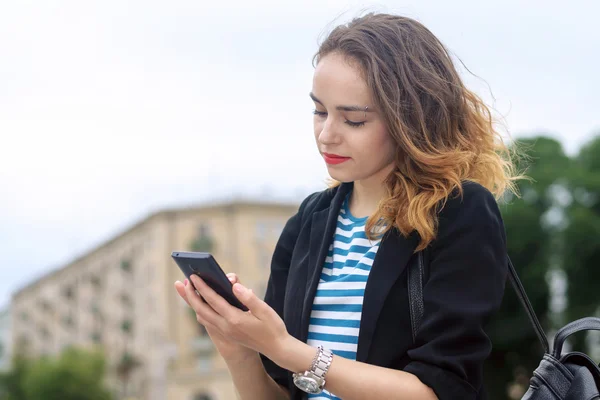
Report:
233,283,268,319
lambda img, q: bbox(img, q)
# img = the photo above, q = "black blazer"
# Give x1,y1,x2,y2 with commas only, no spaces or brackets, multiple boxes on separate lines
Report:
260,181,508,400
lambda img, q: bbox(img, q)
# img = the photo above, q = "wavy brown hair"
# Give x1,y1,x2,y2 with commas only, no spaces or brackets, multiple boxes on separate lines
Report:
314,13,522,251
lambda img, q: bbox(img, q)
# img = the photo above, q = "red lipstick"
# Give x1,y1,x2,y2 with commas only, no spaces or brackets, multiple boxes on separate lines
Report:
322,153,350,165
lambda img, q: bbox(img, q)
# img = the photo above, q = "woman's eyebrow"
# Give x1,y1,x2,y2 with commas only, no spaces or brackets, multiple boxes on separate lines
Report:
309,92,373,113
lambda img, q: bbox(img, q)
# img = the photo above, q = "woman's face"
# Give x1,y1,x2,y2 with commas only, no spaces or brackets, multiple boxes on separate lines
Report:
311,52,396,184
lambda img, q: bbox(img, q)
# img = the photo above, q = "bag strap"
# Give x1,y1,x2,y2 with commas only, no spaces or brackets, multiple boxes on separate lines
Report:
408,253,550,354
552,317,600,358
407,252,425,343
506,257,549,353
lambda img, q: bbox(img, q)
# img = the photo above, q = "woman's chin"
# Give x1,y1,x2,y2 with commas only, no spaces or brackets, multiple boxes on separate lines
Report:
327,169,355,183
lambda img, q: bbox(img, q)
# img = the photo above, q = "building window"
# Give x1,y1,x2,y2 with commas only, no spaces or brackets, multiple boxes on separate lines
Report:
40,299,53,313
90,275,102,289
121,319,133,335
121,259,133,273
39,325,50,341
121,293,133,308
91,331,102,344
63,286,75,299
63,314,74,328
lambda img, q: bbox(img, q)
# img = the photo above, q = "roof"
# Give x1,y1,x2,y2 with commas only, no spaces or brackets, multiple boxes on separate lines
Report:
11,197,302,300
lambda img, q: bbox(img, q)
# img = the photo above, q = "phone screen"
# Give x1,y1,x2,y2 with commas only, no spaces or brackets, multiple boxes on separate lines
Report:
172,251,248,311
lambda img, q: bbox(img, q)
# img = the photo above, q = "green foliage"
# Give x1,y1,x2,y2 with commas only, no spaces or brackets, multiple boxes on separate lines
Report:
190,235,215,253
484,133,600,399
563,207,600,318
0,354,28,400
577,135,600,173
116,351,141,378
0,348,113,400
483,136,562,399
561,133,600,350
512,137,570,198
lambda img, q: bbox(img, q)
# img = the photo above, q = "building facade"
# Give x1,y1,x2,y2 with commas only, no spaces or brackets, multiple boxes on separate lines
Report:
0,307,11,372
11,200,298,400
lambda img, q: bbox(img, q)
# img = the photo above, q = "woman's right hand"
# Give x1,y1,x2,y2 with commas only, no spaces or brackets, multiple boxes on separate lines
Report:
174,273,256,363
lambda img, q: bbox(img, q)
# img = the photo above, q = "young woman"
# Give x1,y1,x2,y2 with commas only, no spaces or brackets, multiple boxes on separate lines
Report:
175,13,518,400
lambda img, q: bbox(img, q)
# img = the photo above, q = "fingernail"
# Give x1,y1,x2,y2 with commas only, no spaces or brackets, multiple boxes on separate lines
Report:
184,279,188,286
233,283,245,294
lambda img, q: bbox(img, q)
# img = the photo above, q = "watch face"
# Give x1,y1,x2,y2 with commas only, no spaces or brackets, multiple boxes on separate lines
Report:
293,375,321,394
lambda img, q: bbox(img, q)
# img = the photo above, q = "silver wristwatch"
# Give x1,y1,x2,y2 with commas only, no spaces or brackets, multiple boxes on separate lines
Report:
292,346,334,394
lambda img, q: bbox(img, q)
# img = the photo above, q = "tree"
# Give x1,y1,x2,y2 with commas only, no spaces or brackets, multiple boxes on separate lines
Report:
561,135,600,350
115,351,141,398
483,136,572,399
190,235,215,253
116,318,142,398
0,347,113,400
190,224,215,253
0,354,28,400
482,133,600,398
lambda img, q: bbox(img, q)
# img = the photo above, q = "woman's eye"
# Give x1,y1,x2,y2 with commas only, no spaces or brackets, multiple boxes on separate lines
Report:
345,120,366,128
312,109,366,128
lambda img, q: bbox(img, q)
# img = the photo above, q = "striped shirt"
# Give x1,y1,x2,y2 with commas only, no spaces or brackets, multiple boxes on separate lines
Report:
306,194,381,400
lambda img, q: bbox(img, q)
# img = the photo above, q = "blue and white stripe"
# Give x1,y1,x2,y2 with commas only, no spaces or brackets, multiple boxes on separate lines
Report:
307,195,381,400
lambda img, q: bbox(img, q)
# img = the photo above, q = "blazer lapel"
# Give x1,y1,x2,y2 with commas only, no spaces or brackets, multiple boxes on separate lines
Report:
299,182,353,343
356,229,419,362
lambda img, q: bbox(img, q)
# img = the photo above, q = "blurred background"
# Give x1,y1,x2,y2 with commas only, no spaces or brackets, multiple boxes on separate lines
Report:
0,1,598,399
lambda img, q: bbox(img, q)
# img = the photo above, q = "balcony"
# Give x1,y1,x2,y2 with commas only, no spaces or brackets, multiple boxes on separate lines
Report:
190,335,214,356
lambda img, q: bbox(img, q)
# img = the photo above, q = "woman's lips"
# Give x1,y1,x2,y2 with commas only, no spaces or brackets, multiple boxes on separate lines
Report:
322,153,351,165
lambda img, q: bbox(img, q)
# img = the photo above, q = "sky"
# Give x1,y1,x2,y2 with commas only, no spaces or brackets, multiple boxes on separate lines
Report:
1,0,599,309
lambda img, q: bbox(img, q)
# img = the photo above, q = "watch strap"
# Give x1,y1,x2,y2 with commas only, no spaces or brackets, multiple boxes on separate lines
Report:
311,346,333,381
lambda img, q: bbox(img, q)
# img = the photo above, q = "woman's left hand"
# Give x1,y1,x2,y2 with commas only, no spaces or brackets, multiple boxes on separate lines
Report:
187,274,291,362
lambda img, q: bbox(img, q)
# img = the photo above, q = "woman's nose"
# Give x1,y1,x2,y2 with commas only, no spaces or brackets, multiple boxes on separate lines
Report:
317,118,341,145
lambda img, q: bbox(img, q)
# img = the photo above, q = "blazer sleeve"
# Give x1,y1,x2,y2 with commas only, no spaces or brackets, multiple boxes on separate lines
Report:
403,183,508,399
260,192,315,388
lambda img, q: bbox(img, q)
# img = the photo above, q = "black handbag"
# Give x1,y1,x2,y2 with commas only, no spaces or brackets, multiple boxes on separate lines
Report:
407,252,600,399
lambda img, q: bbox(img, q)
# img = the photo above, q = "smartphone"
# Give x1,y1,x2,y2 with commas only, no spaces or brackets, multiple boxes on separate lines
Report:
171,251,248,311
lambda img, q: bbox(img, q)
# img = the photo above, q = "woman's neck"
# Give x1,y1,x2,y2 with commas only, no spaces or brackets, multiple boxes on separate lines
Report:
347,167,392,218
